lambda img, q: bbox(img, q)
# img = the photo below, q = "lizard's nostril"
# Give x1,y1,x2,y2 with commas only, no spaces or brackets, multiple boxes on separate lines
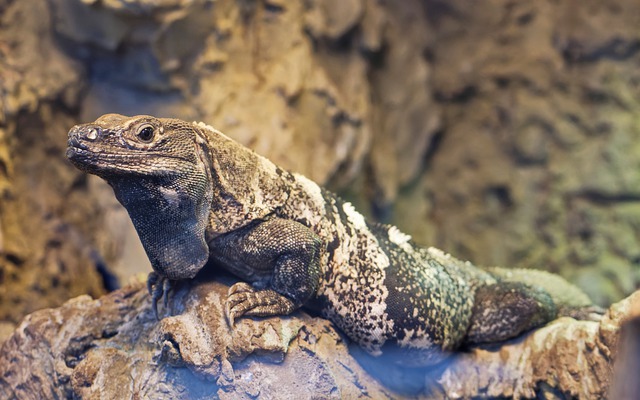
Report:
68,125,100,147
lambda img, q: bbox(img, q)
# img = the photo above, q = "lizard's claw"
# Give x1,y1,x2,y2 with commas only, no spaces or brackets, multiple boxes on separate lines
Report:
568,305,606,322
147,272,174,320
557,304,606,323
225,282,254,327
225,282,296,328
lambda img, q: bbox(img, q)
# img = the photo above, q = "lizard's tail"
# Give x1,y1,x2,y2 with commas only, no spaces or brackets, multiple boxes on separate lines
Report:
485,267,604,321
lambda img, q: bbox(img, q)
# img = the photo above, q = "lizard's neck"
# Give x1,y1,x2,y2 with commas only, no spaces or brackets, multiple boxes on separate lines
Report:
109,174,212,279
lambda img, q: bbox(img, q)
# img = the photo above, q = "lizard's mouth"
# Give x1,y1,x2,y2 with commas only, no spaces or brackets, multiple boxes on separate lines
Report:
66,130,127,170
66,144,131,164
66,130,110,173
66,143,139,176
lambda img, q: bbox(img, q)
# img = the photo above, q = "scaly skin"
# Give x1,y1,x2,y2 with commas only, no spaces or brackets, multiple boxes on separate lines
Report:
67,114,599,366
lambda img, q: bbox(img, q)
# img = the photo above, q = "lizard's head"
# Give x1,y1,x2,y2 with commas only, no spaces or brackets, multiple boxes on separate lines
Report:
67,114,214,280
67,114,205,178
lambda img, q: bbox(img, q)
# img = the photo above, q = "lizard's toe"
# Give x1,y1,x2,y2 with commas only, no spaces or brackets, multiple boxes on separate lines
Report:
147,271,160,296
228,282,254,296
225,286,253,326
147,272,174,320
225,284,296,327
566,305,606,322
162,277,173,308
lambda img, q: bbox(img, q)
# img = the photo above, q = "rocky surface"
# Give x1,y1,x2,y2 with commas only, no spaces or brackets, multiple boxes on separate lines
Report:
0,0,638,353
1,278,638,399
610,314,640,399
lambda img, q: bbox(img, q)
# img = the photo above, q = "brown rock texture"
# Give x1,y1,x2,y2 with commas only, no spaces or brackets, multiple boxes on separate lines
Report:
0,279,394,399
610,314,640,399
0,0,108,330
1,279,638,399
435,291,640,399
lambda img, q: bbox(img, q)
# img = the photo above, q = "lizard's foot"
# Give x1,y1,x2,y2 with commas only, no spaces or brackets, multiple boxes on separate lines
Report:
147,272,174,320
225,282,296,327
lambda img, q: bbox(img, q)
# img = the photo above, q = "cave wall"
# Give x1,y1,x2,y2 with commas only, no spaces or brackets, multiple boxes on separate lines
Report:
409,0,640,305
0,0,638,335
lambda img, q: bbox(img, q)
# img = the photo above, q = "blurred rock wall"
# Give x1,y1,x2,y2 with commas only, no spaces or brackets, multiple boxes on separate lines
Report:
410,0,640,305
0,0,638,333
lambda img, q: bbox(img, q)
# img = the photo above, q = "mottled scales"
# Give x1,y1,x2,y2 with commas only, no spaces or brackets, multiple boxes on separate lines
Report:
67,114,600,367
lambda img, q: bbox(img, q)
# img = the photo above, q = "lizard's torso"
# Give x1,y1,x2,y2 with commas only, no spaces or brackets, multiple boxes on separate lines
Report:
257,172,489,363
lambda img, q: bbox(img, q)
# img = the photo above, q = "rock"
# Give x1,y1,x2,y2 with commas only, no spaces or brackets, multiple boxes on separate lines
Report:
435,291,640,398
1,277,638,399
0,0,109,328
0,279,394,399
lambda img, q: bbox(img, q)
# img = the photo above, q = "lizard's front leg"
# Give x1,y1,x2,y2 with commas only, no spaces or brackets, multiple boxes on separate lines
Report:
209,217,323,326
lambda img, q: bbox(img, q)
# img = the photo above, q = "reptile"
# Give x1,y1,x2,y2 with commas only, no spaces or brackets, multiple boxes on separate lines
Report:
66,114,599,366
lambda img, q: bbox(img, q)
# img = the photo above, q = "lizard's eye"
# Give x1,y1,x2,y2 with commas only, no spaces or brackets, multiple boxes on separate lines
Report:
136,125,155,142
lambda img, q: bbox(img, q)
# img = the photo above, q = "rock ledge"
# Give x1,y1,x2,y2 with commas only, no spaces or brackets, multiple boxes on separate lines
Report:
1,279,638,399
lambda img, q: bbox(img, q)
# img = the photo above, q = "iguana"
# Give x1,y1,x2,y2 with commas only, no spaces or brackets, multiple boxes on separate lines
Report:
66,114,599,366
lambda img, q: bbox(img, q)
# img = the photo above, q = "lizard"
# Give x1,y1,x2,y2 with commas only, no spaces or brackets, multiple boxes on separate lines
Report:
66,114,599,367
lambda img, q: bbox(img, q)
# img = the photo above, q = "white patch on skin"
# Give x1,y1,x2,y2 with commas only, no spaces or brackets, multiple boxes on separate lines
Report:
158,186,181,207
427,247,450,261
398,326,435,350
388,226,412,245
294,174,324,204
318,209,395,356
256,155,279,177
194,121,230,139
342,202,366,230
388,225,414,253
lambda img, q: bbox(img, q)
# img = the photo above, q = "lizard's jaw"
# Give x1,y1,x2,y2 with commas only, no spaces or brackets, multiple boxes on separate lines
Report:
66,143,117,175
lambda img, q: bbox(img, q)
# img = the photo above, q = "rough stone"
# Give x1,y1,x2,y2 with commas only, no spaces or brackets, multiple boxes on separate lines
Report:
0,0,107,329
1,279,638,398
1,0,639,349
